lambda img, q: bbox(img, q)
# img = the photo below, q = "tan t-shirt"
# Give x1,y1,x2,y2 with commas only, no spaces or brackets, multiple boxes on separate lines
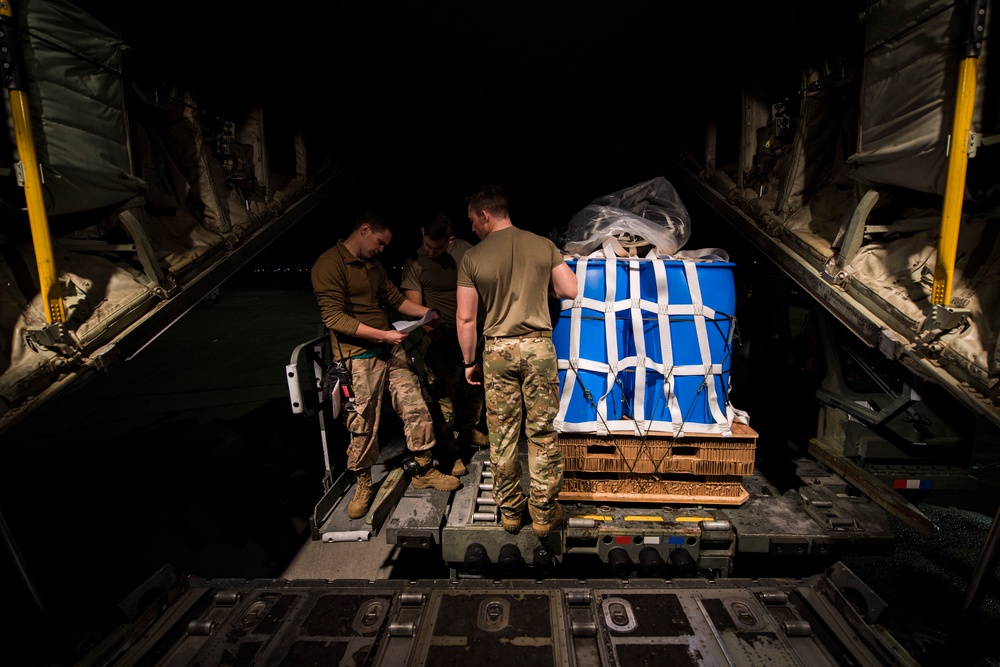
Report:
456,227,564,337
399,238,473,330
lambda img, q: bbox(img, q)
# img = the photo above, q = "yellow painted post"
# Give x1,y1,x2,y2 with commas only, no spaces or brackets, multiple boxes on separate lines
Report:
932,58,979,305
1,0,65,324
932,0,988,306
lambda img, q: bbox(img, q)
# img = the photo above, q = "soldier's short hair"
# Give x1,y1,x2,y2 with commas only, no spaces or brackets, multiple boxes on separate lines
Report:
424,213,453,240
353,211,390,233
466,184,509,219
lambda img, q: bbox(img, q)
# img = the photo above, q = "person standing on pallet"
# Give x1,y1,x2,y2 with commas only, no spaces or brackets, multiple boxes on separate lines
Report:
455,185,578,537
311,211,461,520
401,213,489,478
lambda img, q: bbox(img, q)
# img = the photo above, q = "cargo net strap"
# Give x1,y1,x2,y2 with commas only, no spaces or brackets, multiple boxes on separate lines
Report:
556,252,622,436
556,245,736,438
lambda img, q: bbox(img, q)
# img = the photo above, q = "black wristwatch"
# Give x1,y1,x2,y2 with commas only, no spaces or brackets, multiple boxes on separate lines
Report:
463,360,477,368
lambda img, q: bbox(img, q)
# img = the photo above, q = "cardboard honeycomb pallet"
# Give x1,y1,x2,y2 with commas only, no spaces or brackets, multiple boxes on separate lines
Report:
558,472,749,505
556,423,756,505
558,423,757,476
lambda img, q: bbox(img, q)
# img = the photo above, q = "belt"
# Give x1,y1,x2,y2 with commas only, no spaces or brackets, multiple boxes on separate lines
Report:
488,330,551,339
349,344,387,360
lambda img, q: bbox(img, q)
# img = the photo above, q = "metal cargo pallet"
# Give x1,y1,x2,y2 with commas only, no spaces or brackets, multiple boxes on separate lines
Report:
315,447,895,578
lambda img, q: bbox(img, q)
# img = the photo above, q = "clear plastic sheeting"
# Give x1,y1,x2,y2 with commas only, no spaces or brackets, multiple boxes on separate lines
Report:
562,177,692,257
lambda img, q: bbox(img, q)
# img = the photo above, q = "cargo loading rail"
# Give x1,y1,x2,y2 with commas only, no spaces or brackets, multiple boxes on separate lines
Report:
312,447,894,579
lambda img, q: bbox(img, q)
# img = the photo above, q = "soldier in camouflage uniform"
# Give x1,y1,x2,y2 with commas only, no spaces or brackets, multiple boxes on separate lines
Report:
311,212,461,521
455,185,579,537
400,213,488,477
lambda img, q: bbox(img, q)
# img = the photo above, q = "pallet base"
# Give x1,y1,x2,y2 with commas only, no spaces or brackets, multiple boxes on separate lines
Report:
558,472,749,506
557,489,749,505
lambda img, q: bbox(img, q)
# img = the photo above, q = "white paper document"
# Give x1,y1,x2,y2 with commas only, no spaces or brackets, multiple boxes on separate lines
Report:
393,310,435,334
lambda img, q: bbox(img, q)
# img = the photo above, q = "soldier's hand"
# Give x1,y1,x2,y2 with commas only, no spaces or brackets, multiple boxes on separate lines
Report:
382,329,408,346
464,364,482,385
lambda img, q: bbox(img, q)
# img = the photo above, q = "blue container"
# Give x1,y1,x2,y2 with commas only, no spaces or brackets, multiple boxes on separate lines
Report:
553,256,736,435
552,257,630,431
628,259,736,430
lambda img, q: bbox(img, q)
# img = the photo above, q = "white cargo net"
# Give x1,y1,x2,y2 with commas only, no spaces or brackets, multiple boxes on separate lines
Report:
555,242,741,438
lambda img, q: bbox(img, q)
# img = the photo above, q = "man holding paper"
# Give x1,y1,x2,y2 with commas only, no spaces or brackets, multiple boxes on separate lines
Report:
311,212,461,520
401,213,489,478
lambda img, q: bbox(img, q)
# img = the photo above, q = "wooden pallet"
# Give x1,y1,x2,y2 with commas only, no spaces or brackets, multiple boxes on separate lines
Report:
558,471,749,506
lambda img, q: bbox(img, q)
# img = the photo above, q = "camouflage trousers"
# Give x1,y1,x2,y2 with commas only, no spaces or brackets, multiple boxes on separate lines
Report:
342,344,435,471
424,331,485,441
482,335,563,523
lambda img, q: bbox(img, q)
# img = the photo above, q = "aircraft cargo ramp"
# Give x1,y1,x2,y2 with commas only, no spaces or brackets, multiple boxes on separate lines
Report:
76,563,920,667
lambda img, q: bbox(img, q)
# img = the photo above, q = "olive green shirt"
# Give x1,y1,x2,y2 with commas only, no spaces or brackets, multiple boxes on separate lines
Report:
311,239,406,359
456,227,564,337
399,238,473,330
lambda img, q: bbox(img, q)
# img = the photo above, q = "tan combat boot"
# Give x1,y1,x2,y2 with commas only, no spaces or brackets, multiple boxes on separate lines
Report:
410,453,461,491
531,502,564,538
437,438,467,477
501,509,525,534
347,469,374,519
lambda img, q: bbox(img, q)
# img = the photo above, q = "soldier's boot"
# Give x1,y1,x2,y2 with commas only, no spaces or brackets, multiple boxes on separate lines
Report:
437,438,467,477
410,453,461,491
531,502,565,539
501,509,526,534
457,428,490,450
347,469,374,520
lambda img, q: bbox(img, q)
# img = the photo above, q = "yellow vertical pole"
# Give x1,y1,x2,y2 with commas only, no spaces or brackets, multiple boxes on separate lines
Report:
931,0,988,306
1,0,65,324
